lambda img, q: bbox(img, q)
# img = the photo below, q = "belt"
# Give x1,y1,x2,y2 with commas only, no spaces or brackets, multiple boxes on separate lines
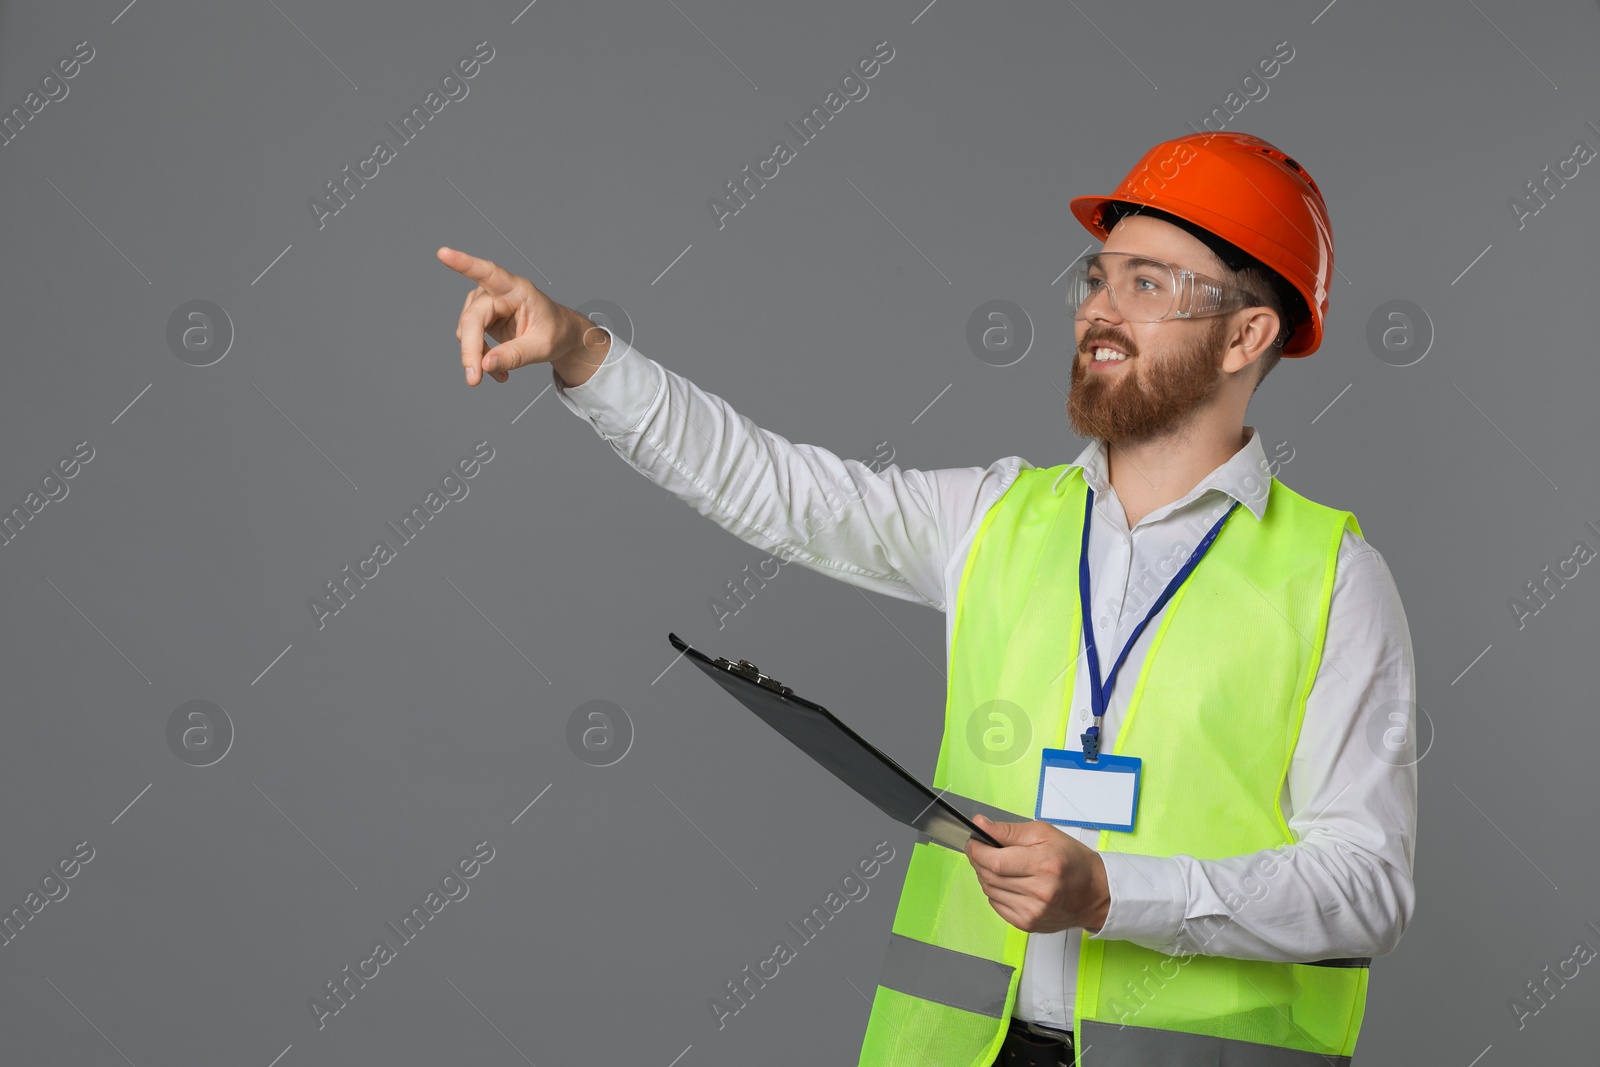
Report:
993,1016,1075,1067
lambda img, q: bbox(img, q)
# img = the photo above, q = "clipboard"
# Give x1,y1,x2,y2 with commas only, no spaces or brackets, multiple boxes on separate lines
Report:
668,632,1001,851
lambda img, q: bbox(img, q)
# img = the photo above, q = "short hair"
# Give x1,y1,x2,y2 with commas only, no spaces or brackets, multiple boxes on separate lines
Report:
1217,256,1307,395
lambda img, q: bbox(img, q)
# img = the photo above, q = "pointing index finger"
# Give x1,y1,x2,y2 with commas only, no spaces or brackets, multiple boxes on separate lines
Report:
436,246,518,295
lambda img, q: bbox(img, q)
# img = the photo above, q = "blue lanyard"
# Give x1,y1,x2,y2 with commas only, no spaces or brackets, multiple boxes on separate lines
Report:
1077,485,1238,761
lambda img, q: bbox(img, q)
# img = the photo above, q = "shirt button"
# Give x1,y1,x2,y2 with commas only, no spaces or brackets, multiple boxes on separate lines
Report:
1078,709,1090,722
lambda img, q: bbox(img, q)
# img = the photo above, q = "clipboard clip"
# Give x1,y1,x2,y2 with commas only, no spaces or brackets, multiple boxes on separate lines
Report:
713,656,794,697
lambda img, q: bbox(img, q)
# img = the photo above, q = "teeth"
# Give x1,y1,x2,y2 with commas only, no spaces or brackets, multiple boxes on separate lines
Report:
1093,347,1128,362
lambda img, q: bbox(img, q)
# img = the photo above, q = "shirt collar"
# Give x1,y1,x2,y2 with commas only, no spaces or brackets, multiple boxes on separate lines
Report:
1050,425,1272,522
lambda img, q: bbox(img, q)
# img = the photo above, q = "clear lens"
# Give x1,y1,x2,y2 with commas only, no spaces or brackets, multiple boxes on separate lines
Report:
1064,251,1246,322
1065,251,1176,322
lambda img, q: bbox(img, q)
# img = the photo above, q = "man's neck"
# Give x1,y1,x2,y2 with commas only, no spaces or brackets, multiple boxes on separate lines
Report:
1106,422,1249,529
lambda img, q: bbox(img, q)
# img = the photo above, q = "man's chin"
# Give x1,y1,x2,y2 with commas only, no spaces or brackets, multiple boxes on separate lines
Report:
1066,386,1129,440
1067,399,1176,444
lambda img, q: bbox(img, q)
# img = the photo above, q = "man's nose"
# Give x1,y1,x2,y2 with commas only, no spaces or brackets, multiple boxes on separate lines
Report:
1082,286,1125,327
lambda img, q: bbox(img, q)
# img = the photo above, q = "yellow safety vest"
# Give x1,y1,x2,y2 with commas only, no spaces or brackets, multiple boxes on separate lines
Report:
857,464,1370,1066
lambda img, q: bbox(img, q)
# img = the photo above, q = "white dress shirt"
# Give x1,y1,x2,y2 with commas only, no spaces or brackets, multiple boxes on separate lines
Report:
551,328,1418,1029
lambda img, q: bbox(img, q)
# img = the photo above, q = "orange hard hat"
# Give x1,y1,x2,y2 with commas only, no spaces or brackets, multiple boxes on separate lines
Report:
1068,132,1333,357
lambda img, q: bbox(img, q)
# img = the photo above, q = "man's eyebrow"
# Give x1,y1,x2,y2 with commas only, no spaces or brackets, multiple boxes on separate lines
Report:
1085,253,1173,273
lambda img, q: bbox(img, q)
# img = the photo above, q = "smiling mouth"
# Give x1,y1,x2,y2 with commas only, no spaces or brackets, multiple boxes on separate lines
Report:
1087,346,1133,365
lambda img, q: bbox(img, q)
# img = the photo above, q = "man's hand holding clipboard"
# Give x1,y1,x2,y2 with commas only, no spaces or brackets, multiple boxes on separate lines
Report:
963,813,1112,934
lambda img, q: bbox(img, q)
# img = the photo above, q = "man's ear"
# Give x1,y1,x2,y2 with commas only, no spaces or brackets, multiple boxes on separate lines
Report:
1223,308,1279,376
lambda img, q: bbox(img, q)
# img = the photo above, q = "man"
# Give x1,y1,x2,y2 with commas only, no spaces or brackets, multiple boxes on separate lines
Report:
438,130,1416,1066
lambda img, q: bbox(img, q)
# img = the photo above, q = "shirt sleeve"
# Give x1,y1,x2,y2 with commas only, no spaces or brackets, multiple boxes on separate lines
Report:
549,325,1007,612
1092,529,1419,962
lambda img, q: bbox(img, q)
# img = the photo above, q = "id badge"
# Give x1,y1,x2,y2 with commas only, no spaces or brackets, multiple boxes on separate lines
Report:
1034,748,1142,832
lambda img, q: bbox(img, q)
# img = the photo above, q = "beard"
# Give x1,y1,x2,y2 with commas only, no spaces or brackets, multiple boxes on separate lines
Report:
1066,315,1232,443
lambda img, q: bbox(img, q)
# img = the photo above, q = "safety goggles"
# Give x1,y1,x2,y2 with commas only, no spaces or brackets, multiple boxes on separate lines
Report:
1064,250,1262,323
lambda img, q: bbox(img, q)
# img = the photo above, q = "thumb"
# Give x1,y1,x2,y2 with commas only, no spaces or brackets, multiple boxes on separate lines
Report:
973,813,1019,845
482,335,548,374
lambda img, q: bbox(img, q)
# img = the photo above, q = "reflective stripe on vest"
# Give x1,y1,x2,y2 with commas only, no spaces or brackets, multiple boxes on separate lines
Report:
877,933,1013,1018
857,465,1367,1067
1078,1019,1354,1065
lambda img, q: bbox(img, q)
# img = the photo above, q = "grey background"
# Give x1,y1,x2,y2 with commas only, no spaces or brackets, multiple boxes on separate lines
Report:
1,0,1596,1064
